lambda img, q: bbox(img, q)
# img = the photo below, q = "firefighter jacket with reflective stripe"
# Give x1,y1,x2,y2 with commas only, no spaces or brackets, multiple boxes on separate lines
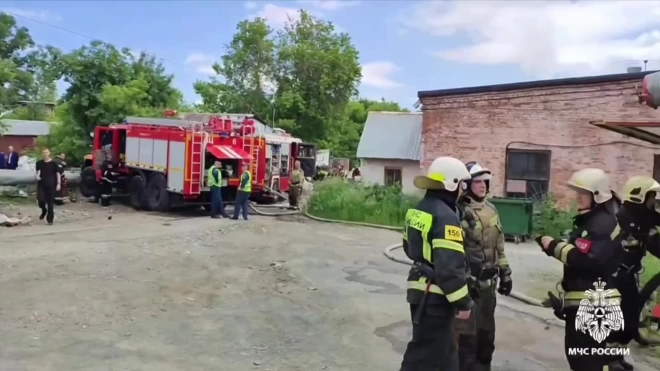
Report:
461,197,510,279
616,205,660,272
239,170,252,192
544,204,623,293
403,191,474,312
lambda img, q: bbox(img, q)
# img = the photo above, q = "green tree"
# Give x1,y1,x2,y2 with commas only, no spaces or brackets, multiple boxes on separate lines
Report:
274,10,361,143
60,41,182,134
194,18,276,116
0,12,36,111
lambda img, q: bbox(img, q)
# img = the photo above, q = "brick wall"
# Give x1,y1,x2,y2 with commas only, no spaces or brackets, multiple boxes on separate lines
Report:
420,79,660,207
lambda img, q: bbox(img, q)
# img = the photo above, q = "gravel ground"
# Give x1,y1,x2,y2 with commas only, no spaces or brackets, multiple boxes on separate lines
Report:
1,201,658,370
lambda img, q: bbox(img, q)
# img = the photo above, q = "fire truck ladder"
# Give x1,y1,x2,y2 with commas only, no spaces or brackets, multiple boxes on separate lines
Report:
243,136,259,183
188,122,210,194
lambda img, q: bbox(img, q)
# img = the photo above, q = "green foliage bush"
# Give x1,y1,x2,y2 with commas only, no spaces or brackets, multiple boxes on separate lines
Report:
532,194,575,238
307,178,419,227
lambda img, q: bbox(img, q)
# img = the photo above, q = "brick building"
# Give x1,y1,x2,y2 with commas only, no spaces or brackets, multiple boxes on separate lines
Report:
418,71,660,206
0,119,50,153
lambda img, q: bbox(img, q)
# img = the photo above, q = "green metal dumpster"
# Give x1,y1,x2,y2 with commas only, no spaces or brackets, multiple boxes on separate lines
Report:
489,197,534,244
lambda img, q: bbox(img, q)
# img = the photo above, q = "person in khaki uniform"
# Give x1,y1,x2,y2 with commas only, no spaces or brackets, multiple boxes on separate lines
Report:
454,162,512,371
289,160,305,210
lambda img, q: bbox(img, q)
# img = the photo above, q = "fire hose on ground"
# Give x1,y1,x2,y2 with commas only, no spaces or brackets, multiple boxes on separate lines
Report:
249,192,546,308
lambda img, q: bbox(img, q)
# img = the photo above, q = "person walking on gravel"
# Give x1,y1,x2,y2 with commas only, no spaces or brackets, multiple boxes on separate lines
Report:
35,148,60,225
400,156,473,371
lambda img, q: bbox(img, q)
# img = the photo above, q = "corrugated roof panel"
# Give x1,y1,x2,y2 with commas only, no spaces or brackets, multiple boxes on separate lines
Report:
1,119,51,136
356,111,422,161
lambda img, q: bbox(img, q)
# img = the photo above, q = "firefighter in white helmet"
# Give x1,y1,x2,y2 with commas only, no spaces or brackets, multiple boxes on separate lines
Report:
454,162,511,371
609,176,660,371
399,157,474,371
538,168,624,371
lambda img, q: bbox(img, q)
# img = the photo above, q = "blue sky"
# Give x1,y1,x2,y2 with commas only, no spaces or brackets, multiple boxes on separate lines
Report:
3,1,660,108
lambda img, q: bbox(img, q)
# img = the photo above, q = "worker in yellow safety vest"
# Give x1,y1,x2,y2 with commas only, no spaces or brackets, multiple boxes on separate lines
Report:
207,160,229,218
232,163,251,220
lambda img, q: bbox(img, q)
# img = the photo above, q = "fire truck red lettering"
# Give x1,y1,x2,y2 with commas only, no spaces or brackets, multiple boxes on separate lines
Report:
575,238,592,253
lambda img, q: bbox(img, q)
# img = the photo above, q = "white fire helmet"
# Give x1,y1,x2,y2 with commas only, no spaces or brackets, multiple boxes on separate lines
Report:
566,168,612,204
621,175,660,204
414,156,471,192
466,162,492,181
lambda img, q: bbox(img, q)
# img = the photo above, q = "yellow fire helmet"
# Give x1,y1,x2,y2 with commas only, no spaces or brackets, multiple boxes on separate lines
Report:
413,156,470,191
566,168,612,204
621,175,660,204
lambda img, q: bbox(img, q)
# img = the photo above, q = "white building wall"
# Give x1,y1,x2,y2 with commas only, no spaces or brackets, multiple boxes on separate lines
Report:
359,158,423,196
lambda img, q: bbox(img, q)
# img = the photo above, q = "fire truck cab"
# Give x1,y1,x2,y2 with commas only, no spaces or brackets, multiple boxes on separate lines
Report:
79,114,316,211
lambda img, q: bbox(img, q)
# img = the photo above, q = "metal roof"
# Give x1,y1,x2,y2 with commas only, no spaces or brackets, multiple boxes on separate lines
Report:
0,119,51,136
590,120,660,145
418,70,657,99
356,111,422,161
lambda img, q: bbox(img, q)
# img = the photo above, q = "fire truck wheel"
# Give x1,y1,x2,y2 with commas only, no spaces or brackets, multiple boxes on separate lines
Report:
79,167,98,198
128,174,148,210
146,173,171,212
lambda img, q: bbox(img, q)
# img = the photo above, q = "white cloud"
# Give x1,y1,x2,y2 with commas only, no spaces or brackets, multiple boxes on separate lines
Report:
361,62,403,89
254,4,303,28
400,1,660,78
297,1,361,11
185,53,217,76
1,8,62,22
244,1,258,10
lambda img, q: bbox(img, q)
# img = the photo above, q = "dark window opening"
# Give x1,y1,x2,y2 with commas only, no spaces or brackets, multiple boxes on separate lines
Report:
384,167,402,187
505,149,551,200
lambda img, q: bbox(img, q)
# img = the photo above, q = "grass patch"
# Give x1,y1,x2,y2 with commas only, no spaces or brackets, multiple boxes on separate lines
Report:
0,195,35,205
532,194,575,238
307,178,419,227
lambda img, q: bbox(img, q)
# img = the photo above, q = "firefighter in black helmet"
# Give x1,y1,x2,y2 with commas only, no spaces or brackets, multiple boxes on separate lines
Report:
608,176,660,371
400,156,474,371
538,168,624,371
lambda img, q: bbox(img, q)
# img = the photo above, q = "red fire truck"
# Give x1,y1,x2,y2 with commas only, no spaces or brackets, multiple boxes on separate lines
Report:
79,114,316,211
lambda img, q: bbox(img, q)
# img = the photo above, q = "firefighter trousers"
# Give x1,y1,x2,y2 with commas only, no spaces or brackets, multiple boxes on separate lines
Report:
289,185,301,208
564,307,622,371
609,272,639,360
400,304,458,371
454,284,496,371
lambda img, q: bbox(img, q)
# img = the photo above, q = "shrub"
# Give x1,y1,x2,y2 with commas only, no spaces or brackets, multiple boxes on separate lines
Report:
532,194,575,238
307,178,420,227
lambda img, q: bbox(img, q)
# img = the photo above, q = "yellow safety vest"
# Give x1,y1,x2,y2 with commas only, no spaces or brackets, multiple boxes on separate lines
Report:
207,166,221,188
239,170,252,192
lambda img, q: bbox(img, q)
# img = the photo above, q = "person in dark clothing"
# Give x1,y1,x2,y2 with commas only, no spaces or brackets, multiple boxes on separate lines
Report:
35,148,61,225
609,176,660,371
538,168,625,371
54,153,68,205
6,145,19,169
0,152,5,169
232,163,252,220
207,160,229,218
400,156,474,371
100,153,118,207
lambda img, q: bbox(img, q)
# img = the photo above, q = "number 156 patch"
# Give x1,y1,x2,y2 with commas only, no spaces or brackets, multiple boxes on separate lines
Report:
445,225,464,242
